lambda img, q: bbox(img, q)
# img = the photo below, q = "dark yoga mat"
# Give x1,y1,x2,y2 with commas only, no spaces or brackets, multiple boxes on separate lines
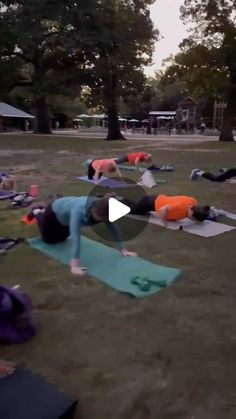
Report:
0,366,78,419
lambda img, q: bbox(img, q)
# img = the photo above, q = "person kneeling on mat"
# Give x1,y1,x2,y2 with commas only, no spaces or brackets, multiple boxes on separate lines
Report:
130,194,210,226
87,159,123,184
29,195,137,276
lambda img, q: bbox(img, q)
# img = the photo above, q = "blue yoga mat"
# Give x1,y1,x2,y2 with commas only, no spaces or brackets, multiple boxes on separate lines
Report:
0,190,15,200
28,236,181,299
78,176,135,188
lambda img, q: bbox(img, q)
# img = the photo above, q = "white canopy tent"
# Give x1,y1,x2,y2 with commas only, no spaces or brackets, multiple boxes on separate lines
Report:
76,114,92,118
129,119,139,123
0,102,35,119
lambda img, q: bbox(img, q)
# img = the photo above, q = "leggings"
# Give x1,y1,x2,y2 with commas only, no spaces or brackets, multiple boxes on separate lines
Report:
130,195,157,215
115,155,128,165
87,161,103,180
36,203,69,244
202,168,236,182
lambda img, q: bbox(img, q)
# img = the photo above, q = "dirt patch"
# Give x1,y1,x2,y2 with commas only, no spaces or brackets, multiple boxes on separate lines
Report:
57,150,75,156
0,149,44,156
42,174,67,182
11,164,38,173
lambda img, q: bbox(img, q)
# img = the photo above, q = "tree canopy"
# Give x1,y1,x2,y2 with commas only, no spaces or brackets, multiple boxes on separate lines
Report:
0,0,158,139
180,0,236,141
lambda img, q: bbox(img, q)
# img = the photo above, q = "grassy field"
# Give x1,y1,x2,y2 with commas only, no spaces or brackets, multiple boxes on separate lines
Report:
1,134,236,419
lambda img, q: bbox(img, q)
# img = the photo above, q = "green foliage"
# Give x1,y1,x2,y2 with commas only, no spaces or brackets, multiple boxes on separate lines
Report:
0,0,157,137
180,0,236,140
49,96,87,119
85,0,158,138
160,46,230,101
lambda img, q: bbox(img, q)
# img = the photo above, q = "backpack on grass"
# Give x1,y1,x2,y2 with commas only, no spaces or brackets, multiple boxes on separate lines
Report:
0,286,36,344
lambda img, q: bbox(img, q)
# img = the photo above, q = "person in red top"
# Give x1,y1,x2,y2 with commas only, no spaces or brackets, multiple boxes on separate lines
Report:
115,152,153,170
129,194,210,226
115,152,174,172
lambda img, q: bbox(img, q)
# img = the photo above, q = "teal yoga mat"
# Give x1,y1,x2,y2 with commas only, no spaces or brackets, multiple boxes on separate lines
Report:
28,236,181,298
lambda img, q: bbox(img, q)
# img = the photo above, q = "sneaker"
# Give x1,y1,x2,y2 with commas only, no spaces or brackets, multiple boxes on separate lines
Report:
27,204,45,221
219,168,228,173
161,165,174,172
190,169,201,181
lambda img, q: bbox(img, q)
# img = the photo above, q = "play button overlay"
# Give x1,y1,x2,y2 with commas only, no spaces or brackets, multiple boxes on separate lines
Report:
109,198,131,222
86,176,154,243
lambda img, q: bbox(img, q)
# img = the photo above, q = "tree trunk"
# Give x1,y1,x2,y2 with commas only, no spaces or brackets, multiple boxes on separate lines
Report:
34,96,52,134
106,103,125,141
219,90,235,141
102,58,125,141
219,68,236,142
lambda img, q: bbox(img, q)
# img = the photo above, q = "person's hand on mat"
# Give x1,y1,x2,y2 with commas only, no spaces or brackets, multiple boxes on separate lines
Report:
71,266,88,276
0,360,16,378
121,249,137,257
70,259,87,276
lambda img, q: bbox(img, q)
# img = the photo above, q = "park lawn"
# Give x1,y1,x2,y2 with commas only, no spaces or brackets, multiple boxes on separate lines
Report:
1,134,236,419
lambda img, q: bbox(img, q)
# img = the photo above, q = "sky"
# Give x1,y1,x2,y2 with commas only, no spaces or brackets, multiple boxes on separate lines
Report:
146,0,189,75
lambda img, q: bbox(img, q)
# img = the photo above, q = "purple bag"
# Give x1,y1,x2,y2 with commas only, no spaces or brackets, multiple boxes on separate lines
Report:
0,286,36,344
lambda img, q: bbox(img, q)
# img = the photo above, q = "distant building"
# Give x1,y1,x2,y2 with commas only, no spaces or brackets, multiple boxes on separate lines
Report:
0,102,35,132
176,97,199,132
149,110,176,122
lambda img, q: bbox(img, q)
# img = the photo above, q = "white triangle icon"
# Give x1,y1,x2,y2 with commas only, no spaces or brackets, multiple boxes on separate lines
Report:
109,198,131,222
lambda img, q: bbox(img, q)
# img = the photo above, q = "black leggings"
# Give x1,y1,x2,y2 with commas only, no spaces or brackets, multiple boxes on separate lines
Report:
115,155,128,165
203,168,236,182
36,204,69,244
87,161,103,180
130,195,156,215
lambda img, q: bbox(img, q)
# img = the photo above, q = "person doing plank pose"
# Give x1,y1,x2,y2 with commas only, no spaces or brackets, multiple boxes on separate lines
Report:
130,194,210,227
190,167,236,183
115,152,173,172
115,152,153,170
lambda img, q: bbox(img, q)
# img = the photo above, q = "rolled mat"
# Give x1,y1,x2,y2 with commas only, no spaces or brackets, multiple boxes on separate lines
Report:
28,236,181,299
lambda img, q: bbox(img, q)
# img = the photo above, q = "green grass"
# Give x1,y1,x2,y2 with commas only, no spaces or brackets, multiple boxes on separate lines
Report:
1,134,236,419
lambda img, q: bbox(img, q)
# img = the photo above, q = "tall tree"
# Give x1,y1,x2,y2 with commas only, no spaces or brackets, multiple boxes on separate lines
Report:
86,0,158,140
1,0,157,138
181,0,236,141
0,0,93,133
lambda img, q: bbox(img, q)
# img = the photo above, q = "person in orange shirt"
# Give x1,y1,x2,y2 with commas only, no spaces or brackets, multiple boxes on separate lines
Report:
87,159,123,183
115,152,174,172
130,194,210,226
115,152,153,170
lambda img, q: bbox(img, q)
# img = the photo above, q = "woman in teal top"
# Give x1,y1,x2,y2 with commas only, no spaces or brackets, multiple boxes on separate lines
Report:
32,195,137,276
